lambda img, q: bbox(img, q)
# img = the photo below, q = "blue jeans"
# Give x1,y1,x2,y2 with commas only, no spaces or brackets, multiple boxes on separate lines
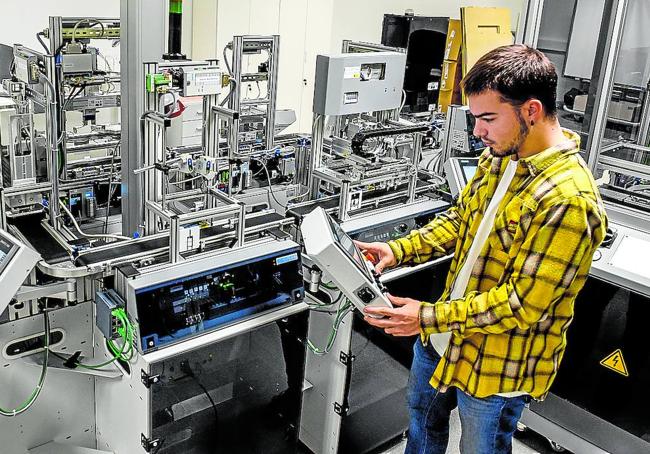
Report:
406,340,528,454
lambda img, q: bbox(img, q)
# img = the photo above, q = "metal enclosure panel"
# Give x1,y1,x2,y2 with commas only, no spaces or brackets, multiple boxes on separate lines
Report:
313,52,406,116
299,305,353,454
0,304,97,454
94,340,150,454
589,222,650,297
127,239,300,293
120,0,167,236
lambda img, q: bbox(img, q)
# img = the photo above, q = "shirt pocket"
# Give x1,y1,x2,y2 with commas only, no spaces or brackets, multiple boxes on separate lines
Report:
488,195,525,255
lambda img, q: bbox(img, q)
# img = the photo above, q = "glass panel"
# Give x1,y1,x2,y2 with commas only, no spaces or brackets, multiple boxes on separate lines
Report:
599,0,650,147
551,277,650,442
593,0,650,210
150,311,309,454
536,0,592,146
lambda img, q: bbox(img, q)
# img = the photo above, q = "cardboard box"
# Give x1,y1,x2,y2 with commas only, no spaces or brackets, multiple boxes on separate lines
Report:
461,7,513,76
444,19,463,62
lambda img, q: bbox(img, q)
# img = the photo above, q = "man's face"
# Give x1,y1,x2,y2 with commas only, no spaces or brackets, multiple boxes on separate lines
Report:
468,90,530,158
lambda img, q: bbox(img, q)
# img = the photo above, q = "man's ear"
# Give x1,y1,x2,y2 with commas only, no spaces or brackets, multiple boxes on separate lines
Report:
524,99,543,125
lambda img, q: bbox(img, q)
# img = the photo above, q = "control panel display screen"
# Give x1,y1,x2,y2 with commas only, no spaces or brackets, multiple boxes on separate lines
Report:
461,163,477,183
326,215,373,280
0,232,18,275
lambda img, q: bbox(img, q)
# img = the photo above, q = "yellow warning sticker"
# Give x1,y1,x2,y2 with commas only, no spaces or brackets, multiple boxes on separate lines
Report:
599,349,629,377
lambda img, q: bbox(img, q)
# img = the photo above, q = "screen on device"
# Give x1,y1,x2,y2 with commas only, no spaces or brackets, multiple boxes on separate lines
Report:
0,232,18,275
325,214,374,280
461,163,477,183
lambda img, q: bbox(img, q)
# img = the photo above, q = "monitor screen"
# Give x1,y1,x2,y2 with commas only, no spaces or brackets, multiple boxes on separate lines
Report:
325,214,373,280
461,163,477,183
0,231,18,275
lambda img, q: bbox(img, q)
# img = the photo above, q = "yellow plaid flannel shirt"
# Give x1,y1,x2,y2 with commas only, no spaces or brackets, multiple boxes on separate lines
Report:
388,130,606,399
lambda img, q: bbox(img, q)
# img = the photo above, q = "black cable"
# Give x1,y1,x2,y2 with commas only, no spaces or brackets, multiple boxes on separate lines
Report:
36,32,50,54
180,363,219,443
251,157,288,209
63,84,86,110
191,375,219,425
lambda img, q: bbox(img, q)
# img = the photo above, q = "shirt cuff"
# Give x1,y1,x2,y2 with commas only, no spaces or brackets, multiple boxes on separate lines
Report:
419,301,448,334
387,240,405,265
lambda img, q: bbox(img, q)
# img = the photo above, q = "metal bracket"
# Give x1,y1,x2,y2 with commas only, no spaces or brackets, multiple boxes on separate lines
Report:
141,433,161,453
339,351,355,366
333,401,349,417
140,369,160,388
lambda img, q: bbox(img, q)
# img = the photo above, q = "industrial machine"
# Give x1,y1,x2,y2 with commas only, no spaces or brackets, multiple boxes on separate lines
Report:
0,5,311,454
0,4,496,454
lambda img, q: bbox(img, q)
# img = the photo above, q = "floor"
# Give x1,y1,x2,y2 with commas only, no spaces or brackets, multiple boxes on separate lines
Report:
380,408,564,454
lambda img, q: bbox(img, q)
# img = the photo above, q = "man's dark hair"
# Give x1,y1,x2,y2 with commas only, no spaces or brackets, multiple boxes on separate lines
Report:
461,44,558,117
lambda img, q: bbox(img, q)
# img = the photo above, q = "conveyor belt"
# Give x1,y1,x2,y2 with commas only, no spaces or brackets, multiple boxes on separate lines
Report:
9,213,71,264
75,212,285,267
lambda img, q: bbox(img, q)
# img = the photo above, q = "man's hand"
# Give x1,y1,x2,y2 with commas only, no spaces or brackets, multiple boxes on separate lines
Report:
363,294,421,336
354,240,396,273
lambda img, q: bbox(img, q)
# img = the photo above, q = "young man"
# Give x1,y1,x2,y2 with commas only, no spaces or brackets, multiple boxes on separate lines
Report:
357,45,607,453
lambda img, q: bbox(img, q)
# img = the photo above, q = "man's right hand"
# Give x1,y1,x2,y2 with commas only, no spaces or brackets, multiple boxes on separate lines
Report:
354,240,396,274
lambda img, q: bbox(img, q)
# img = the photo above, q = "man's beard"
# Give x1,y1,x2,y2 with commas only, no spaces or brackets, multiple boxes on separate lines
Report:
489,111,529,158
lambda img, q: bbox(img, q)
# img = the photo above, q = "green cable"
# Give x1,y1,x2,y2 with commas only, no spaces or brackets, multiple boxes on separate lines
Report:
307,299,353,356
0,311,50,417
73,308,135,370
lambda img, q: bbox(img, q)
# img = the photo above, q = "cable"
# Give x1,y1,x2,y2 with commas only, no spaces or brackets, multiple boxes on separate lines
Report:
222,45,233,76
251,157,288,209
307,299,354,356
0,310,49,417
59,199,131,241
71,19,105,42
49,307,135,370
36,32,50,54
181,362,219,442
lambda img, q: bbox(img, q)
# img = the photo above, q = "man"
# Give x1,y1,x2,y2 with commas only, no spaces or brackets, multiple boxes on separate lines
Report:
356,45,607,454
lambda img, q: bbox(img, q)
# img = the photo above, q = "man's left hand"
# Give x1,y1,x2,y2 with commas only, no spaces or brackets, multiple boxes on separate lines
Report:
363,294,422,336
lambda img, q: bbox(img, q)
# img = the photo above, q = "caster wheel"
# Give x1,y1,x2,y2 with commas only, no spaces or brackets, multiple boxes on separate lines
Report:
548,439,566,452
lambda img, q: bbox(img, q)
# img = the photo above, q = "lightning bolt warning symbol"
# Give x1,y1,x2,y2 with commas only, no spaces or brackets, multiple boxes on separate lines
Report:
600,349,629,377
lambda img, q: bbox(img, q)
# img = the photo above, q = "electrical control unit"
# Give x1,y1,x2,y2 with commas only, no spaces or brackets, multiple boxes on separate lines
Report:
313,52,406,116
180,67,222,96
117,240,304,353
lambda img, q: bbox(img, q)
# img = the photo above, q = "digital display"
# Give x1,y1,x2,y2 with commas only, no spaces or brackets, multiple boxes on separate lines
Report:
0,233,17,273
326,214,373,280
461,164,477,183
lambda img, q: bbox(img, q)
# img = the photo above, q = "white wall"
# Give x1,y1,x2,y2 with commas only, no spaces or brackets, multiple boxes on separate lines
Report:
193,0,524,133
0,0,194,70
0,1,120,50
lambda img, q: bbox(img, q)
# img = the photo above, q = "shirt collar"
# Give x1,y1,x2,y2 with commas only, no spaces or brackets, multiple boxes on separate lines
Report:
517,129,581,177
